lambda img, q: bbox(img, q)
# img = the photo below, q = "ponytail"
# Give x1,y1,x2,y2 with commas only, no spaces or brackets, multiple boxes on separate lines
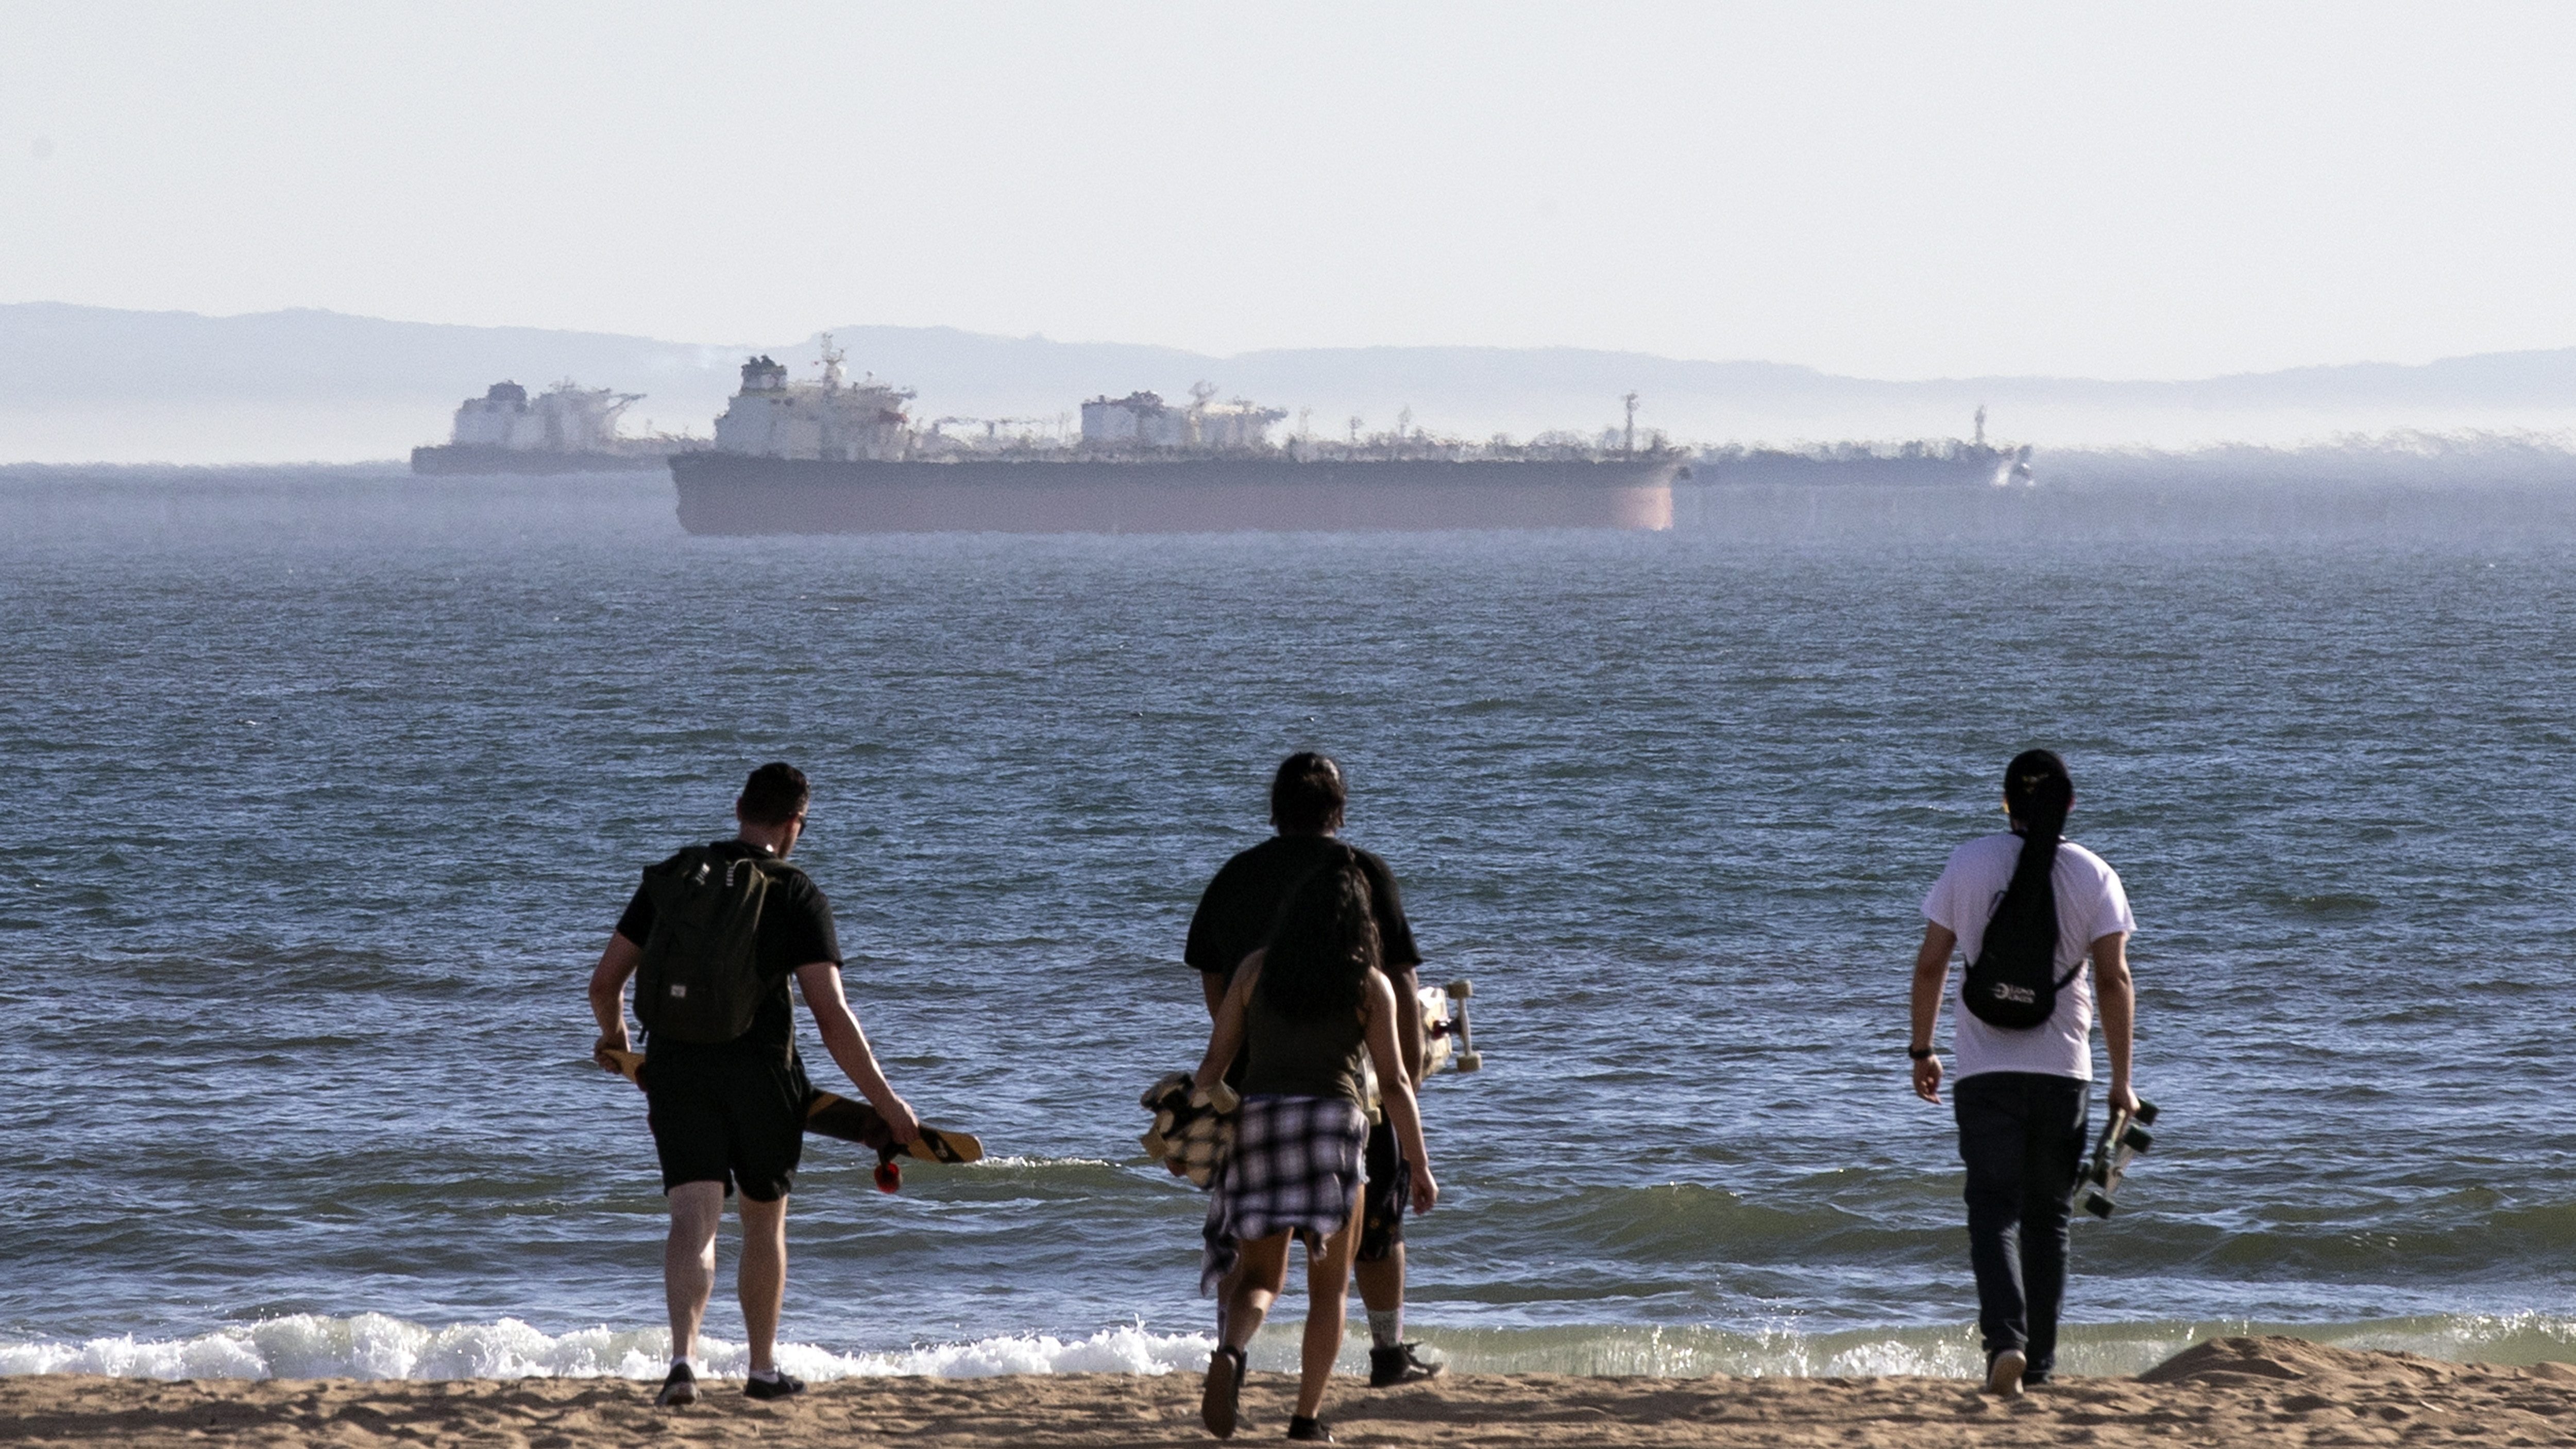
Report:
1986,750,2073,976
2005,749,2072,892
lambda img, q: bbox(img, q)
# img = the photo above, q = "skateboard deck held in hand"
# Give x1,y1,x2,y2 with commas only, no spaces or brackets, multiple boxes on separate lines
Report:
601,1048,982,1166
2079,1100,2158,1219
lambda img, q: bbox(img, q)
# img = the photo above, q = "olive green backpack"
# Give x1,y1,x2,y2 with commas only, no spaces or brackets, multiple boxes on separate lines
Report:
633,846,793,1045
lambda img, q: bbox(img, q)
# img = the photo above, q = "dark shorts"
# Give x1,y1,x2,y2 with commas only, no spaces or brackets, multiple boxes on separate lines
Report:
1359,1117,1407,1262
643,1047,808,1203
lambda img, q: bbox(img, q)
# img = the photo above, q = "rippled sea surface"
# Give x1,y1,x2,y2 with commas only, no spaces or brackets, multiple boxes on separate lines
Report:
3,469,2572,1379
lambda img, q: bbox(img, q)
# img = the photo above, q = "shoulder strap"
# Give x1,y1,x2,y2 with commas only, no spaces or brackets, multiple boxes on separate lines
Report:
649,842,721,878
741,854,805,891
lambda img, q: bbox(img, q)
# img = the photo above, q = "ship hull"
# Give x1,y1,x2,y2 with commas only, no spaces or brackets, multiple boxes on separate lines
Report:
668,454,1685,535
411,444,674,476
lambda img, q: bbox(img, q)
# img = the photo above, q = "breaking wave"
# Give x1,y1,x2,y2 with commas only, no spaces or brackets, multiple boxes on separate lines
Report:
0,1314,1213,1381
6,1311,2571,1382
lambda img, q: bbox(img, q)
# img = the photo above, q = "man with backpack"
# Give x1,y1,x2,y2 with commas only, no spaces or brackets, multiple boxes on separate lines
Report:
1184,752,1444,1389
1908,750,2137,1399
586,762,919,1408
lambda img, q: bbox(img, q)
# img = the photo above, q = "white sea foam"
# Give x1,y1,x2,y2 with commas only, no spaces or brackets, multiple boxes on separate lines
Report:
6,1312,2571,1382
0,1315,1214,1382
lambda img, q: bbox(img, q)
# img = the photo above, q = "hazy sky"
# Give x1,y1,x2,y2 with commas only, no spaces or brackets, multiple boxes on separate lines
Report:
7,2,2574,380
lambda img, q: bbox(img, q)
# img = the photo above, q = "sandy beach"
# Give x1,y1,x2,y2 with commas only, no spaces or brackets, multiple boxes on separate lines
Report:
1,1338,2567,1447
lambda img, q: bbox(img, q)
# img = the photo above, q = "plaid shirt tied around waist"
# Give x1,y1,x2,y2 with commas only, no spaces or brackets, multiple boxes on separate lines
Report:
1198,1093,1369,1295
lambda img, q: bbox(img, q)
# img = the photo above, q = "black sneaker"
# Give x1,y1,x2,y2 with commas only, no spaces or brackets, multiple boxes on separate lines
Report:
1368,1342,1443,1388
654,1362,699,1408
744,1370,806,1402
1200,1345,1246,1439
1286,1413,1335,1442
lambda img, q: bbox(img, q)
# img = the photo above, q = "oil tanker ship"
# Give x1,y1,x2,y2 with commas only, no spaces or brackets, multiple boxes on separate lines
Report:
668,342,1687,535
1696,407,2036,487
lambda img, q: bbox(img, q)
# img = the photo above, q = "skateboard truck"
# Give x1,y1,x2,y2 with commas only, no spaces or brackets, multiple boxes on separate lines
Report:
2079,1100,2159,1219
1436,979,1482,1072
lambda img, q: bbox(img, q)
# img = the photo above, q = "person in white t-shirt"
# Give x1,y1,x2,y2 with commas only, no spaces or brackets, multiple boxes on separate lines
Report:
1908,749,2138,1399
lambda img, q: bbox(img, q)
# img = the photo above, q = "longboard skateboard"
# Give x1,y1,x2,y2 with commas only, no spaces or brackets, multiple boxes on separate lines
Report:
1360,978,1486,1118
1421,979,1483,1075
601,1048,981,1191
2079,1100,2158,1219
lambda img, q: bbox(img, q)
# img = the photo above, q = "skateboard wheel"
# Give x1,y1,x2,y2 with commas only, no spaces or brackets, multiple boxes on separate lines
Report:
2081,1191,2111,1219
2123,1127,2154,1153
1457,1051,1483,1072
2132,1102,2160,1126
1445,980,1473,999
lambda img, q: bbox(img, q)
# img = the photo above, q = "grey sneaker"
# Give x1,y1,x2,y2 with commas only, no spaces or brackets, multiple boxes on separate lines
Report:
1985,1347,2027,1398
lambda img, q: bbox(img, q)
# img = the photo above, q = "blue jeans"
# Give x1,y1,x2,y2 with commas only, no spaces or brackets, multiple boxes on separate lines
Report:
1953,1072,2089,1375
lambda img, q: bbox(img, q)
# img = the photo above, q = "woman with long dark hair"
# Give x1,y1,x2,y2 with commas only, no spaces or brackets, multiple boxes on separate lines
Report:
1908,749,2139,1399
1191,855,1437,1443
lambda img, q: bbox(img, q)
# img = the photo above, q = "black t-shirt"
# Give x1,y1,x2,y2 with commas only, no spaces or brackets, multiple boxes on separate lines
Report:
1184,834,1422,990
614,839,841,1059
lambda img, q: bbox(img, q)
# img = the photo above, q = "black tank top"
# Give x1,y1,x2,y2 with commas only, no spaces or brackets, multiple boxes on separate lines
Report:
1241,986,1368,1110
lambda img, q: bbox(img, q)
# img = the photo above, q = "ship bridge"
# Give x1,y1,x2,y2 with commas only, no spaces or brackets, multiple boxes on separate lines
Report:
711,338,916,462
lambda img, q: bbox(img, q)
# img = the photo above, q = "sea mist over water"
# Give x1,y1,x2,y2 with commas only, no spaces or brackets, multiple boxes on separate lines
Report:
2,468,2571,1379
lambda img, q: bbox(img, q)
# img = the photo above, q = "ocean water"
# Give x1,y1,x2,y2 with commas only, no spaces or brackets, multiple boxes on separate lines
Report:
3,468,2572,1380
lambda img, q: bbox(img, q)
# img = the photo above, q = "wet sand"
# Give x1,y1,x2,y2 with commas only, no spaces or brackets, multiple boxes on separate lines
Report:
1,1337,2568,1446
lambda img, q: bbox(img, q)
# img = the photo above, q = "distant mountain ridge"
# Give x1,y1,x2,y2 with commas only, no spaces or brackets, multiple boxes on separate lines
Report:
4,301,2574,463
0,302,741,405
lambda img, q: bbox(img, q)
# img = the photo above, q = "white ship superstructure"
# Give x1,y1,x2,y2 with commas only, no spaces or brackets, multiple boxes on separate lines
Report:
450,380,642,452
413,377,689,474
1079,383,1288,451
710,339,916,462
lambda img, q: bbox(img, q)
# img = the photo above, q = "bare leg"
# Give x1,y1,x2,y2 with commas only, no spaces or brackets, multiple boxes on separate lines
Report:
664,1182,725,1364
737,1192,788,1375
1222,1233,1293,1351
1296,1184,1366,1421
1205,1233,1289,1438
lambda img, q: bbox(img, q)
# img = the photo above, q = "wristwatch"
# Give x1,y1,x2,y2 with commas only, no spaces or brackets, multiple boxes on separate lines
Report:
1907,1046,1935,1060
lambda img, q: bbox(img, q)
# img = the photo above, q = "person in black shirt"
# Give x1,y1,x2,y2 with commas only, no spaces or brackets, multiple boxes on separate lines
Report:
1183,752,1443,1388
586,763,919,1408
